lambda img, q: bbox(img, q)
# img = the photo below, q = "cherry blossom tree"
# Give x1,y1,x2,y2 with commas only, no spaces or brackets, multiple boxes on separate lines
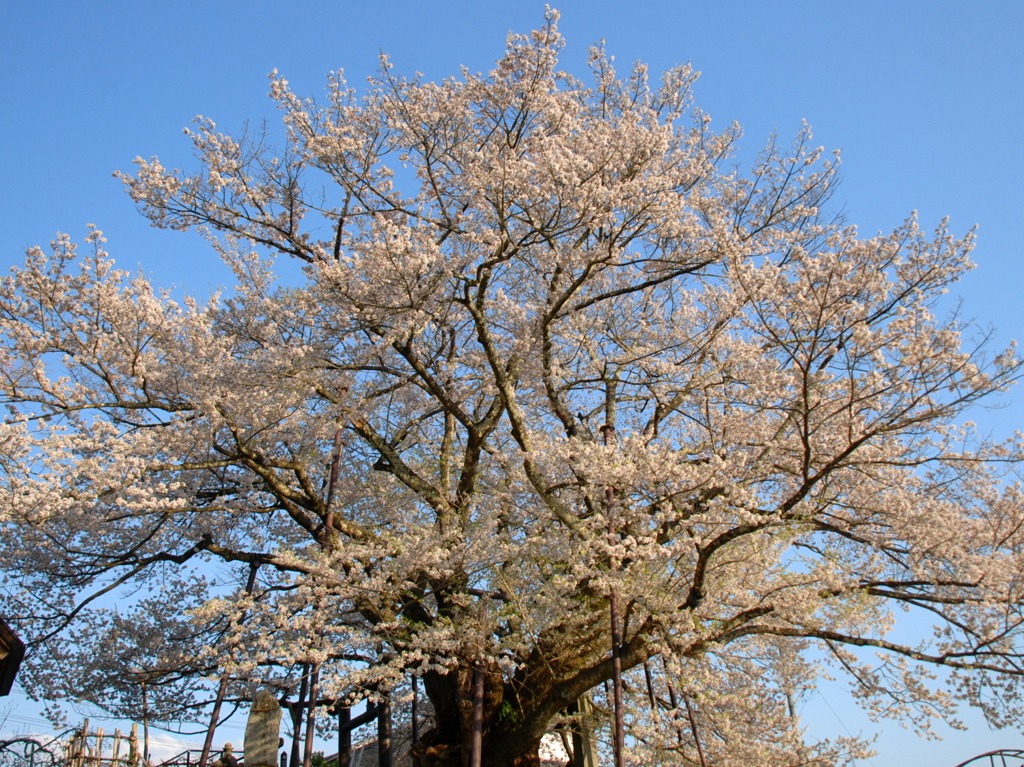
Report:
2,11,1022,766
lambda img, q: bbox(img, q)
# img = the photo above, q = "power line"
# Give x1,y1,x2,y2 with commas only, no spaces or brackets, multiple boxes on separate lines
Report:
807,689,880,767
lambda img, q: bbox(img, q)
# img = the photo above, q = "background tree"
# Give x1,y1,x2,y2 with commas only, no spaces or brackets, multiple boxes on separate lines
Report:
1,11,1021,766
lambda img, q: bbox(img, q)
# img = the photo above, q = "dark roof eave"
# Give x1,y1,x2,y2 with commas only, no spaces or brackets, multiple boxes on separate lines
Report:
0,617,26,696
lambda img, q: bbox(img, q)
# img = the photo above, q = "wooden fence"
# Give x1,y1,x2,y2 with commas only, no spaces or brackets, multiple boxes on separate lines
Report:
64,720,142,767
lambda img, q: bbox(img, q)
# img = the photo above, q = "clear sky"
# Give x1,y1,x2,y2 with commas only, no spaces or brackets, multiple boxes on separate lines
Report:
2,2,1022,765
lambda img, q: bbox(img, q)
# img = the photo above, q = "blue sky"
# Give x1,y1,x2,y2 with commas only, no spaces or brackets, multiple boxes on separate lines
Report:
2,1,1023,764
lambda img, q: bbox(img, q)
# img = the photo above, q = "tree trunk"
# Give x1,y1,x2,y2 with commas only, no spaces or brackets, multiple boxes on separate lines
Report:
410,666,543,767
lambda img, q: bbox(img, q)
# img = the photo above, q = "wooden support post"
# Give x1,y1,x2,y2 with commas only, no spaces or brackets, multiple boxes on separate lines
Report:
129,723,140,767
377,692,392,767
602,393,625,767
302,664,321,767
336,704,351,767
410,676,419,748
289,666,309,767
81,719,91,767
470,665,484,767
142,683,151,766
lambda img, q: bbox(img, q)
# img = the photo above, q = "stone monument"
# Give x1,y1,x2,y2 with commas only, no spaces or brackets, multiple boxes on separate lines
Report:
244,690,282,767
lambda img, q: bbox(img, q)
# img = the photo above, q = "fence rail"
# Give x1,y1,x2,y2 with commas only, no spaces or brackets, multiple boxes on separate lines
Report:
156,748,245,767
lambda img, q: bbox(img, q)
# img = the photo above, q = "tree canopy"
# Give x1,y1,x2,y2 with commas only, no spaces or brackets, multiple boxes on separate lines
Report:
1,11,1022,766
